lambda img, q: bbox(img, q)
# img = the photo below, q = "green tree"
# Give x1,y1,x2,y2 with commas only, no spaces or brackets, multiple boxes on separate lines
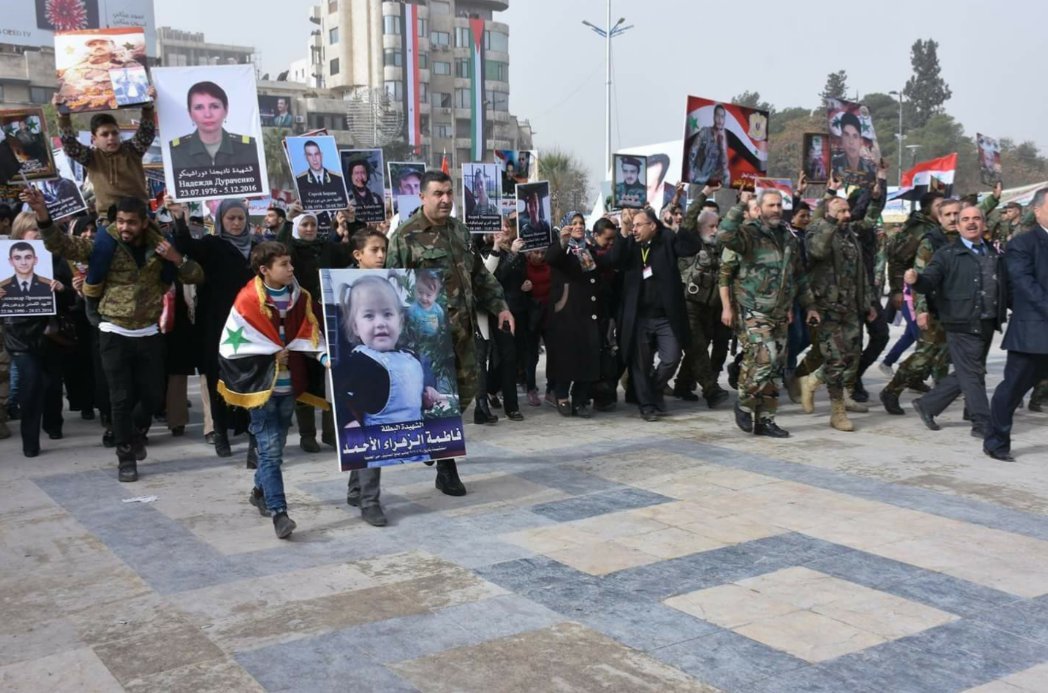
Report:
730,91,774,116
538,148,589,223
820,70,849,102
263,128,292,190
902,39,952,128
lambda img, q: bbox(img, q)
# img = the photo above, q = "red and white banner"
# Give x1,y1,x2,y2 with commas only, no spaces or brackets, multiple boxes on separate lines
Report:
901,153,957,189
468,18,486,161
753,177,793,211
401,2,421,154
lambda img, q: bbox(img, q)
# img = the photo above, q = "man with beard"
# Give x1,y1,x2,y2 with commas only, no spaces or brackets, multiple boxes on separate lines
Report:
688,104,731,186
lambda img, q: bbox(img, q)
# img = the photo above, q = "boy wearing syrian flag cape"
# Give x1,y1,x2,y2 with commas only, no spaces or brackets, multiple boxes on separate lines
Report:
217,241,330,539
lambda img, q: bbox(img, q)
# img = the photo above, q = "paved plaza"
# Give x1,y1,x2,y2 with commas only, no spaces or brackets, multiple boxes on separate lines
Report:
2,337,1048,692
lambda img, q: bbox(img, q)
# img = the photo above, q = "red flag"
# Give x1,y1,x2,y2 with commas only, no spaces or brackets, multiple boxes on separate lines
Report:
440,150,449,175
900,153,957,188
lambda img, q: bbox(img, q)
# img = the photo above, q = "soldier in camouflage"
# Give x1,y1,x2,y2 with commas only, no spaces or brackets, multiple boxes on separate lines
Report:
718,190,818,437
385,170,512,497
796,171,885,431
881,185,1000,414
987,202,1022,250
674,185,730,408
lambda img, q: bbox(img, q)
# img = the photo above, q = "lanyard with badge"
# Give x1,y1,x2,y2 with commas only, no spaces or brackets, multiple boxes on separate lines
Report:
641,244,653,279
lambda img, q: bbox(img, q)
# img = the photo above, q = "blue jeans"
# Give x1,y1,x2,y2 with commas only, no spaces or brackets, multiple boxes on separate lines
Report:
250,394,296,514
883,302,920,367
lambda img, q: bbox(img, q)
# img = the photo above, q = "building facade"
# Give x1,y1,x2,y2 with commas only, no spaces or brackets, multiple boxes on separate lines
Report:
299,0,532,170
156,27,256,69
0,44,58,108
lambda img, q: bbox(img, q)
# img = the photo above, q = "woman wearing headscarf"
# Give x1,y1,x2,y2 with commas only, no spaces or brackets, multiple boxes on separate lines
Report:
276,210,356,451
543,212,603,417
170,198,257,461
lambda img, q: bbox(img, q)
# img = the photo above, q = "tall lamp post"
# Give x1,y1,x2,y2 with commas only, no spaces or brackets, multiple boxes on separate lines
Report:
582,1,633,177
888,89,904,186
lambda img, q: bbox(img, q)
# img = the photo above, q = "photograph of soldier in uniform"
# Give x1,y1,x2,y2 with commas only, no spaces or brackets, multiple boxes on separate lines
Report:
682,96,768,189
613,154,648,209
516,181,553,251
802,133,830,184
388,162,425,213
0,108,55,180
977,133,1002,186
463,163,501,232
340,149,386,223
495,150,539,195
54,28,147,113
287,135,349,211
0,239,57,317
153,64,268,201
109,64,150,108
826,97,880,190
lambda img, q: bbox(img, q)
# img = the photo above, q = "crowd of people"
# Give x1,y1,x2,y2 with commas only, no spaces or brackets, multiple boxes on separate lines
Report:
2,98,1047,539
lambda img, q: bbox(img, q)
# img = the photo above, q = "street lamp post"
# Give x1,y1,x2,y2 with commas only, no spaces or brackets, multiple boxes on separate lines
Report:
888,89,904,186
582,2,633,177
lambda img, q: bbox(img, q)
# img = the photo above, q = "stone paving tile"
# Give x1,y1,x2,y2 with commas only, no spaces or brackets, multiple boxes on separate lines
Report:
91,622,227,687
965,662,1048,693
529,487,674,522
650,630,808,691
0,647,124,692
390,622,717,692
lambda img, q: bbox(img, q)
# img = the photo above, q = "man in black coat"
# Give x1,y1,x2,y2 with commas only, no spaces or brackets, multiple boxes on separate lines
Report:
597,207,701,421
904,202,1007,437
984,188,1048,461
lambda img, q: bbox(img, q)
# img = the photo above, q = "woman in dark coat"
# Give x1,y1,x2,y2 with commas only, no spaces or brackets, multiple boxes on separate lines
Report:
544,212,602,417
171,199,256,461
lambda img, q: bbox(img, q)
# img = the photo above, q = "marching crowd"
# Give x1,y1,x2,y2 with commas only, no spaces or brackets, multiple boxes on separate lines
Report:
2,98,1047,538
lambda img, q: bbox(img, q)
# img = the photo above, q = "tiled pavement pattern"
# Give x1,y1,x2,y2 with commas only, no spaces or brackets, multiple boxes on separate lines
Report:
3,345,1048,692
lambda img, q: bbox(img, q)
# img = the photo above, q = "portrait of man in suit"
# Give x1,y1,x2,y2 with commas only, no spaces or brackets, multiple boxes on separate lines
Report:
1,241,52,298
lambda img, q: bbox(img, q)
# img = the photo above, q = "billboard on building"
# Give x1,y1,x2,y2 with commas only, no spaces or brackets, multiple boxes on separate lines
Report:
3,0,157,57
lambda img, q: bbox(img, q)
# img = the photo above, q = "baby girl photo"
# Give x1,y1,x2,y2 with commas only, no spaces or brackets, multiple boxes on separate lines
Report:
320,268,464,471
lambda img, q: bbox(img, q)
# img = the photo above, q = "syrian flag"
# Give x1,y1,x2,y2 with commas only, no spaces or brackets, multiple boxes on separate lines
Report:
890,153,957,201
468,17,486,161
753,177,793,211
441,149,450,175
217,277,325,409
402,2,422,154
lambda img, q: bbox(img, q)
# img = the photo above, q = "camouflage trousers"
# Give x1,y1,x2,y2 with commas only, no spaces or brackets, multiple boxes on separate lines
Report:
798,312,863,398
737,309,789,417
676,300,730,395
451,312,479,405
885,316,949,396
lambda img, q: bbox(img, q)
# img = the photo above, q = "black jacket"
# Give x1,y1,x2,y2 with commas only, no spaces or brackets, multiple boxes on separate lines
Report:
596,225,702,358
1001,226,1048,354
913,241,1007,334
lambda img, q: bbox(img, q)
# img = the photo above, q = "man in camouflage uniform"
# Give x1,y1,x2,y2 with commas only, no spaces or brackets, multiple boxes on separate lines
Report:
881,185,1000,414
718,190,817,437
797,172,885,431
386,170,512,496
987,202,1022,250
675,186,730,408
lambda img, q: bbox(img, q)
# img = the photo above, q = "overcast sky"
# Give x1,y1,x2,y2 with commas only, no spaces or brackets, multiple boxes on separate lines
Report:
156,0,1048,187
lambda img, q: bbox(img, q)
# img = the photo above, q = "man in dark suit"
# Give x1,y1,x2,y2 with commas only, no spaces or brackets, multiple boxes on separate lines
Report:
984,187,1048,461
904,202,1007,438
1,241,53,299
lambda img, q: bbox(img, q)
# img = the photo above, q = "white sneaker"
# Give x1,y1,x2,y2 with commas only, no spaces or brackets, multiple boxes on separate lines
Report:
877,363,894,377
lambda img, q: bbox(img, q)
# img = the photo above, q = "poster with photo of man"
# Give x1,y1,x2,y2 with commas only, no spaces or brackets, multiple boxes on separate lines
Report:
494,150,539,198
977,133,1002,186
802,133,830,185
38,149,87,219
54,27,147,113
388,162,425,213
0,107,56,181
341,149,386,223
516,181,553,251
286,135,349,211
682,96,768,190
0,239,57,317
462,163,502,232
152,64,267,202
109,64,151,108
259,95,294,128
320,268,465,471
612,154,648,209
826,97,880,190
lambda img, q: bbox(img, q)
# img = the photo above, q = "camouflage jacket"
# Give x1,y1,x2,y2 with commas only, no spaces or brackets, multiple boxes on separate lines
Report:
385,209,507,343
912,227,957,316
41,218,203,330
805,194,882,316
717,203,813,319
677,192,720,306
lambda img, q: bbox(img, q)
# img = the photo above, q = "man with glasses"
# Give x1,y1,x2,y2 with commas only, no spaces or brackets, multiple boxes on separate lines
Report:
54,88,157,213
